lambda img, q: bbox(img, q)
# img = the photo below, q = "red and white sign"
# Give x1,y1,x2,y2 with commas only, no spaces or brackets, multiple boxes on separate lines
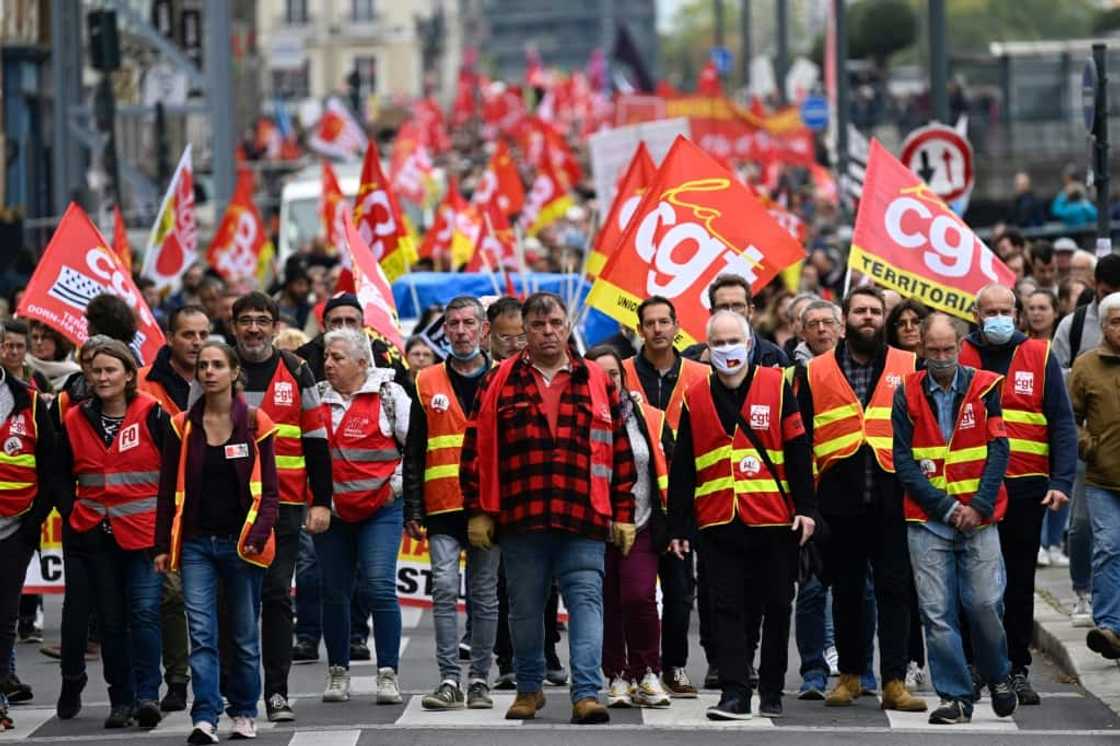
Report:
900,124,974,204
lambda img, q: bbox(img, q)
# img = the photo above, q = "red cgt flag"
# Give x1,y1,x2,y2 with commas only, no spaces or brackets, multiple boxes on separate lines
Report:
586,135,805,348
465,202,518,273
517,157,573,237
419,175,466,268
353,143,417,282
111,205,132,273
587,142,657,280
389,122,436,206
850,139,1014,321
321,161,349,252
207,169,275,287
472,140,525,217
339,209,405,352
19,203,165,364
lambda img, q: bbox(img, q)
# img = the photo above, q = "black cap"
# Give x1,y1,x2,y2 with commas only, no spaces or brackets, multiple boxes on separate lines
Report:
323,292,362,320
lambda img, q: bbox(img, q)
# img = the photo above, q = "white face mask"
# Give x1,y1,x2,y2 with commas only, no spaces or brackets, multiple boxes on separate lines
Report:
710,342,749,374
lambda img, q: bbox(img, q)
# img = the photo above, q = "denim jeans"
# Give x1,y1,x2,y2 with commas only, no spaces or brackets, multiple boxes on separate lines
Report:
313,500,402,669
1085,485,1120,633
908,525,1010,703
1070,465,1094,594
429,531,500,681
181,536,264,725
795,577,833,679
502,531,605,703
294,528,321,644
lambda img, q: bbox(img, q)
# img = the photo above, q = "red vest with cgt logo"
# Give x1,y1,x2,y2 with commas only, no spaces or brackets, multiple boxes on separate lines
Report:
0,395,39,518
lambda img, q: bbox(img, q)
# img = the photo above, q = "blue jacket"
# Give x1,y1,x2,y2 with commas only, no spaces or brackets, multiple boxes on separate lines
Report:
1051,192,1098,227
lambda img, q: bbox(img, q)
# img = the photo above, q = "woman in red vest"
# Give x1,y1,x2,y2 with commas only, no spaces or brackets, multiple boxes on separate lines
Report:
57,339,168,730
153,341,279,744
585,345,673,711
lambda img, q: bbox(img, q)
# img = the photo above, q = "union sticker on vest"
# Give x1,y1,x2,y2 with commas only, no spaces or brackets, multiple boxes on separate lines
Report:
430,393,450,413
8,415,26,436
739,455,761,475
3,436,21,456
749,404,771,430
1014,371,1034,396
960,403,976,430
274,381,294,406
225,443,249,459
118,423,140,452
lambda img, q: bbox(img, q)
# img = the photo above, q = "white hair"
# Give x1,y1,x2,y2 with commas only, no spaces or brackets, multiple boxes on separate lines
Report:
801,299,841,325
1099,292,1120,330
706,309,751,342
324,327,372,367
1073,249,1097,269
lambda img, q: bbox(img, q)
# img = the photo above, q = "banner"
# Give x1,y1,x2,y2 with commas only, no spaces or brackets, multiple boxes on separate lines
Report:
588,117,689,218
354,143,417,282
111,205,132,273
340,209,405,352
586,136,804,348
19,203,166,364
207,169,275,286
321,160,349,252
141,145,197,293
22,510,62,594
850,139,1014,320
587,142,657,280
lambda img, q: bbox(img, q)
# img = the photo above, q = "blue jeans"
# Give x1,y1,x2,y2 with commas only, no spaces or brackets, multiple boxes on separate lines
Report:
501,531,605,703
796,574,876,682
294,529,321,644
181,536,264,725
1070,464,1094,593
1085,485,1120,632
313,500,402,669
908,525,1010,704
429,532,500,681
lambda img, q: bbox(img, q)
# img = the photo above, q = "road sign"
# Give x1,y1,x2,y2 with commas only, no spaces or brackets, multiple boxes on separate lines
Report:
710,46,732,76
899,123,974,203
142,62,188,107
1083,57,1098,132
800,95,829,132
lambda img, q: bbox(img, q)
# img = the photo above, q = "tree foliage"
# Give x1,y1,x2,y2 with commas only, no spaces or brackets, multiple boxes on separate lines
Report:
850,0,917,65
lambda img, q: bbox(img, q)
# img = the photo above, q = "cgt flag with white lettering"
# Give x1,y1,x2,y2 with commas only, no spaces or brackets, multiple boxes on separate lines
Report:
141,145,197,293
850,139,1014,320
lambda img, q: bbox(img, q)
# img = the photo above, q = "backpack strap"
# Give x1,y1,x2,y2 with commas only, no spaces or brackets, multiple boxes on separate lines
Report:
1070,303,1089,363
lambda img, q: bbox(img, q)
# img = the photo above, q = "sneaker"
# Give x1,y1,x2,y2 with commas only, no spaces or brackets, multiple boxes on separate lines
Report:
160,682,188,712
229,715,256,740
17,625,42,644
377,667,402,704
905,662,929,692
265,693,294,722
322,665,351,703
707,691,752,720
860,672,878,695
1011,669,1040,706
545,665,569,686
1037,546,1052,567
292,638,319,664
824,646,839,676
135,699,162,728
703,664,720,690
928,699,971,725
633,670,671,708
1072,592,1094,628
1049,547,1071,567
56,673,86,720
798,672,827,700
187,721,219,744
494,670,516,690
103,704,134,729
0,674,31,704
421,680,464,710
606,676,632,707
990,678,1018,718
661,667,698,698
467,680,493,709
759,691,782,718
349,639,371,661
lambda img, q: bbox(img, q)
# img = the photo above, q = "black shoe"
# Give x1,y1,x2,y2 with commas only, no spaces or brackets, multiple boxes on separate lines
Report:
707,691,752,720
928,699,972,725
135,699,162,728
17,625,42,644
459,642,472,661
160,682,188,712
969,665,984,701
56,674,86,720
0,674,32,704
493,670,516,690
703,665,720,690
349,640,371,661
759,691,783,718
989,677,1018,718
265,693,295,722
1011,669,1040,706
104,704,134,729
292,639,319,664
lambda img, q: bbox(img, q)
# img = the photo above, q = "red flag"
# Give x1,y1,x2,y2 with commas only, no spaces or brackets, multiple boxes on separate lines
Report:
419,176,466,268
586,136,804,348
452,66,479,125
321,161,349,252
389,122,435,206
141,145,196,293
517,158,574,237
207,169,275,286
18,203,165,364
520,117,582,186
697,61,722,96
339,210,404,352
587,143,657,280
465,202,518,273
472,140,525,217
309,99,368,160
850,139,1014,321
353,143,416,281
112,205,132,273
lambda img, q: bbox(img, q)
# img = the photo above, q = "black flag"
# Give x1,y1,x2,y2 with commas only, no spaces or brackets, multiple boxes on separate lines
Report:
610,24,655,94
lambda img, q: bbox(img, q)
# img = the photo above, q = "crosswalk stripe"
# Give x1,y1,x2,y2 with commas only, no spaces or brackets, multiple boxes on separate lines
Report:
143,710,277,736
639,694,775,727
882,695,1017,731
401,606,423,629
289,729,361,746
0,708,54,741
394,694,523,726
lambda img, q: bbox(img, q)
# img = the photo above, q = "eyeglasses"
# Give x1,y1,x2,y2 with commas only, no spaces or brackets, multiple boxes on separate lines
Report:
804,319,836,329
495,333,527,345
235,315,275,328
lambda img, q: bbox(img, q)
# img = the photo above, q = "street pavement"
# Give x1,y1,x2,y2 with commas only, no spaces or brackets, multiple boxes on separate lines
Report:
4,592,1119,745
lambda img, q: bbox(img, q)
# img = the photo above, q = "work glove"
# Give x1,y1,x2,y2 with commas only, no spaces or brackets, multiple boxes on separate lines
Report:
612,522,637,557
468,513,496,550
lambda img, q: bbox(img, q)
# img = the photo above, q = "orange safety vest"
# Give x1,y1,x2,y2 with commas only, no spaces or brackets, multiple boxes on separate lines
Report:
0,395,39,518
807,346,915,476
137,364,182,416
902,368,1009,525
322,390,401,523
67,395,161,550
416,362,489,517
257,357,308,506
684,367,793,529
622,355,709,436
167,409,278,571
637,401,670,510
958,338,1050,479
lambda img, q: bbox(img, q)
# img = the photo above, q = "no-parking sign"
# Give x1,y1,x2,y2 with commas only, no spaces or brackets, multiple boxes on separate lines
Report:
900,124,974,204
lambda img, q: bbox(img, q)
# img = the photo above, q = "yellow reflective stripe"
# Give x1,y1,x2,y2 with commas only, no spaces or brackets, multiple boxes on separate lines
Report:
1009,438,1050,455
424,464,460,481
0,481,33,490
657,474,669,490
274,424,301,439
929,475,947,489
695,445,732,472
734,479,789,493
813,403,860,428
695,477,734,498
947,479,980,495
245,507,258,523
249,481,262,496
864,406,892,420
730,447,785,465
865,436,893,451
0,454,34,467
911,446,947,460
275,455,306,470
766,449,785,465
1003,409,1048,426
946,446,988,465
813,430,862,458
427,434,464,450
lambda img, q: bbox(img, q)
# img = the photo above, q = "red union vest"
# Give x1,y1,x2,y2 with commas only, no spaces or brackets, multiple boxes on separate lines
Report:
684,367,793,529
322,390,401,523
807,346,915,477
958,338,1050,479
638,401,670,510
66,395,161,550
622,355,709,436
903,368,1009,525
416,363,487,517
0,395,39,518
257,356,308,506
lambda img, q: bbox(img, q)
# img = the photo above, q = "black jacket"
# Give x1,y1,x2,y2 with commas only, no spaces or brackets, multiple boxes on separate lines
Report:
682,332,790,369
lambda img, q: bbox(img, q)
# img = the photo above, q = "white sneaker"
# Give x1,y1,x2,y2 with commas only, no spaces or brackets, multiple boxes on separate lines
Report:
187,721,219,744
607,675,632,707
1037,546,1051,567
632,669,671,708
824,646,839,676
905,661,929,692
228,716,256,740
322,665,351,702
1049,547,1071,567
376,667,402,704
1072,592,1094,628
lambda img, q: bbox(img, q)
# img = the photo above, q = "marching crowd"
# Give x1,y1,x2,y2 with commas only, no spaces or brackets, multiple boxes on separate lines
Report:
0,228,1113,740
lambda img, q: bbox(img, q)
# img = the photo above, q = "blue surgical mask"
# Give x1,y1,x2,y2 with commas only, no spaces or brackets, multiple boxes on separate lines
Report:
927,357,957,376
449,345,481,363
982,315,1015,345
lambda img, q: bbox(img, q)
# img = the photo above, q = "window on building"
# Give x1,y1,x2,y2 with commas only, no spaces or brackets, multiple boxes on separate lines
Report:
285,0,309,24
272,61,311,99
353,56,377,95
352,0,375,22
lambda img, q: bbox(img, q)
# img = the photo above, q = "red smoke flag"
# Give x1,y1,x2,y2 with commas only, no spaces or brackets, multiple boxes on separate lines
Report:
339,210,405,352
419,176,466,267
353,143,417,282
141,145,197,293
586,135,804,348
321,161,349,252
207,169,275,286
517,158,574,237
309,99,368,160
472,140,525,217
850,139,1014,321
587,142,657,280
112,205,132,273
18,203,165,364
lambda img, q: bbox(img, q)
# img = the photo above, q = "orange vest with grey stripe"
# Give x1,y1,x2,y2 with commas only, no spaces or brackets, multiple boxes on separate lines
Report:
0,394,39,518
167,409,277,571
66,394,161,550
638,401,670,510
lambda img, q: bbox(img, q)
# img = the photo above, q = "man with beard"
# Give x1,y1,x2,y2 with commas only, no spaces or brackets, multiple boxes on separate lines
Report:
795,286,927,712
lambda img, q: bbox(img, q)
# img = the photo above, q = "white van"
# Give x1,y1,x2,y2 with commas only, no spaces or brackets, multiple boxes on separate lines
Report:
276,161,362,275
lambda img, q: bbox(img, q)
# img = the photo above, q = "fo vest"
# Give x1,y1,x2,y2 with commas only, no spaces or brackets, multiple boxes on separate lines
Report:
322,391,401,523
903,368,1009,525
67,395,161,551
257,356,309,506
959,338,1050,479
416,363,485,517
622,355,709,436
685,367,793,529
137,365,181,415
807,346,915,477
0,395,39,518
638,401,670,510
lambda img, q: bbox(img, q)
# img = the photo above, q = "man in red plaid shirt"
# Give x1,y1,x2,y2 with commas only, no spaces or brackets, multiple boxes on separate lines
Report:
461,292,637,725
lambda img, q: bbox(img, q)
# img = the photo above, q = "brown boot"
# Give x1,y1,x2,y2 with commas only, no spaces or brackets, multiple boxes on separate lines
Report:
880,679,928,712
505,690,546,720
570,697,610,724
1087,627,1120,660
825,673,862,707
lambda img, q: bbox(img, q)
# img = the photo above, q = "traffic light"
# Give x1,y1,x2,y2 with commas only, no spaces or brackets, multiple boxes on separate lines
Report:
88,10,121,72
